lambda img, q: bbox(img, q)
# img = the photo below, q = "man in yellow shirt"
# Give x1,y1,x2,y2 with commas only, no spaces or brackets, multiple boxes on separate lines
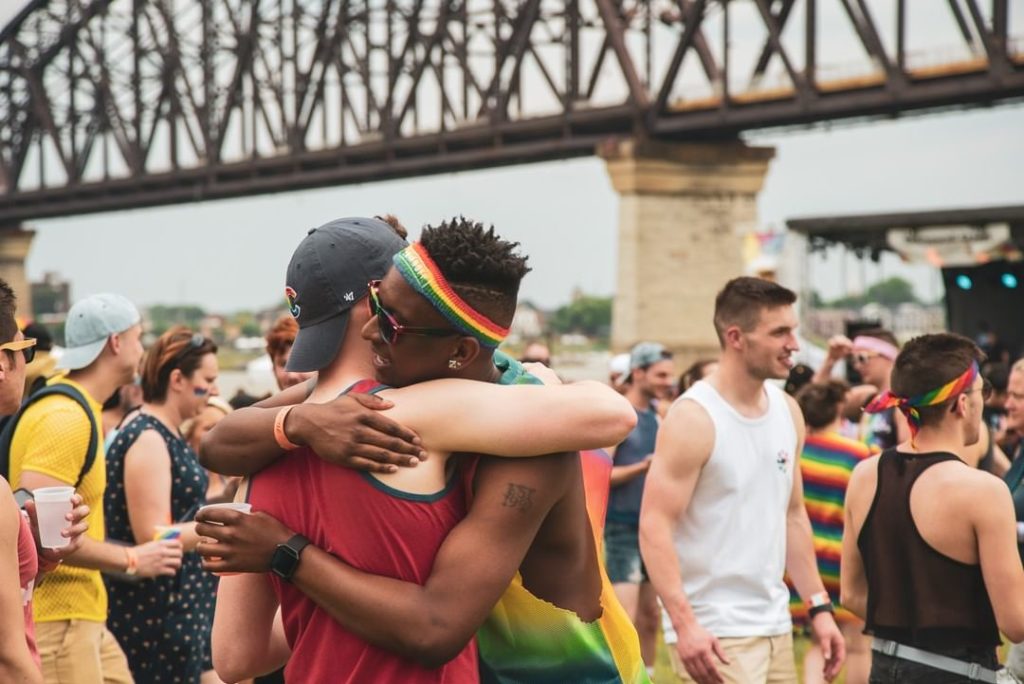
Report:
10,294,183,684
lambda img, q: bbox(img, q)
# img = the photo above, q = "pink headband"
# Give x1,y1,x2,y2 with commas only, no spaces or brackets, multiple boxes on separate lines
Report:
852,336,899,360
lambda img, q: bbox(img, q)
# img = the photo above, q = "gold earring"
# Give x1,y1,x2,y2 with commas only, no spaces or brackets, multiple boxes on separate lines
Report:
449,359,460,370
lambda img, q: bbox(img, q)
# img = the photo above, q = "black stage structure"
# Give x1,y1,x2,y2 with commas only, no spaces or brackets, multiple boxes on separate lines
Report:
789,204,1024,360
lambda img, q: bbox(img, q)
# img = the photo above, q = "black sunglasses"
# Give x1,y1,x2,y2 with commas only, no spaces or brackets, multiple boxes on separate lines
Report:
0,338,36,364
367,280,457,345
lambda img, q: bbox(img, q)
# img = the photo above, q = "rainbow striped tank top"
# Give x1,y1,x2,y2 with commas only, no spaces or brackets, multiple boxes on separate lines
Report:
479,353,648,682
788,431,872,625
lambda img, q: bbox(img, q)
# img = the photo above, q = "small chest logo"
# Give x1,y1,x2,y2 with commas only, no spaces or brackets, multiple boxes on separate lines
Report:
776,449,790,473
285,286,300,319
343,291,355,302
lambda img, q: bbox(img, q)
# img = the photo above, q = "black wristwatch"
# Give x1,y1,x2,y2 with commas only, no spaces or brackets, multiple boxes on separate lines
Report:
270,534,311,582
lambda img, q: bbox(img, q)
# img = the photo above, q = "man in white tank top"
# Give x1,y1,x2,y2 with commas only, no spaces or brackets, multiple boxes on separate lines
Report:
640,277,845,684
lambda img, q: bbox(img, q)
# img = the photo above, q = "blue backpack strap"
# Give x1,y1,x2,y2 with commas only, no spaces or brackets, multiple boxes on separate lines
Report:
0,383,99,489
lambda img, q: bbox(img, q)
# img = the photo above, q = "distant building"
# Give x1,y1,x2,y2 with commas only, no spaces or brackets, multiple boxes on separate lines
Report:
31,272,71,317
804,303,946,343
508,302,545,344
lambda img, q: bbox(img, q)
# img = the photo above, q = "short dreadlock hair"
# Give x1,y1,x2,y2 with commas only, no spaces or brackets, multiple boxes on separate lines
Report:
419,216,531,327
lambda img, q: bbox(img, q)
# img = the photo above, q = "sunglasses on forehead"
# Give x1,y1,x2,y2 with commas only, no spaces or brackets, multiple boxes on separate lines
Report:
0,338,36,364
367,280,458,345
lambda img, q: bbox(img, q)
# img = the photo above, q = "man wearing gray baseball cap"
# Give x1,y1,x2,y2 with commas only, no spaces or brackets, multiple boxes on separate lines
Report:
8,293,183,684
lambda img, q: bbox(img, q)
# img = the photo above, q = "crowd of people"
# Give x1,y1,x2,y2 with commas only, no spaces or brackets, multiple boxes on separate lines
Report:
2,213,1024,684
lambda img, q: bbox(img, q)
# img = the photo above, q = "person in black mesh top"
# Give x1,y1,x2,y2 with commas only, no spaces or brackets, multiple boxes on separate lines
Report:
842,333,1024,683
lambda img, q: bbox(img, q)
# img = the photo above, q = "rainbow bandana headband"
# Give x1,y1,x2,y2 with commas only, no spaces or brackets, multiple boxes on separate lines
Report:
864,360,979,441
393,242,510,348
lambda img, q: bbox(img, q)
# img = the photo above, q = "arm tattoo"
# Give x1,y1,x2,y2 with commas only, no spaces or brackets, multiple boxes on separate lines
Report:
502,483,536,512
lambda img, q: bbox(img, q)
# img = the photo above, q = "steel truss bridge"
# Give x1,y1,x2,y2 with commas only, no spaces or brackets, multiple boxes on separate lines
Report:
1,0,1022,223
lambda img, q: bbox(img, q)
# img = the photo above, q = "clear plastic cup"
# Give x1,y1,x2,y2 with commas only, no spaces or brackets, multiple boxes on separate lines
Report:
33,486,75,549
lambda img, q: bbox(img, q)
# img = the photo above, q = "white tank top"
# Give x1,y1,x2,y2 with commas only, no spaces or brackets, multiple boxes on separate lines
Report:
662,379,798,641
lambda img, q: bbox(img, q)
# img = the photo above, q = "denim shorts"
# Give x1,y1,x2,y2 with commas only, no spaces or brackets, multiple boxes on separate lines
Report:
869,646,998,683
604,519,648,584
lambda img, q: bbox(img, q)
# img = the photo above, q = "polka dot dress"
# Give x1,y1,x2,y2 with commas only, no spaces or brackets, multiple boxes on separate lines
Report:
104,413,215,683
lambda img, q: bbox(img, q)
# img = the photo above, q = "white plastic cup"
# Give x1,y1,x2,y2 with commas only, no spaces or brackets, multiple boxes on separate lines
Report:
33,487,75,549
199,502,251,517
199,502,252,576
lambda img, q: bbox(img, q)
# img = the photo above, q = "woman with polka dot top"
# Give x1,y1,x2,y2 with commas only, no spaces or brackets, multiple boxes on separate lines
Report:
104,326,223,684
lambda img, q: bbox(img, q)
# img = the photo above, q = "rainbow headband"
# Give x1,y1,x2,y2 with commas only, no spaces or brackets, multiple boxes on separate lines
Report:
393,243,509,348
864,361,979,440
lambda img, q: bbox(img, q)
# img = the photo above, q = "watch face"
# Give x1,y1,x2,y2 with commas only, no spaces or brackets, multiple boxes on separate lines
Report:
271,544,300,580
271,535,310,581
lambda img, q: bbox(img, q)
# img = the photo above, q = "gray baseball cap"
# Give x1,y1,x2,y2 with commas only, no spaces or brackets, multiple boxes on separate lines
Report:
58,293,141,370
284,217,408,372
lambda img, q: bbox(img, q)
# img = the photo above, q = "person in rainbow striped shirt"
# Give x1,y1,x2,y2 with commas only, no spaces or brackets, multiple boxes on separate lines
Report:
788,380,873,684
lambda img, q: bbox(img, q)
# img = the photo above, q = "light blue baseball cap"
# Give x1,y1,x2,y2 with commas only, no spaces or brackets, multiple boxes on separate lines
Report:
629,342,671,370
58,293,141,371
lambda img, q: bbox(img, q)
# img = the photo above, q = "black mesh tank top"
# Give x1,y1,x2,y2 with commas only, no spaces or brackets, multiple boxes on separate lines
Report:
858,449,999,651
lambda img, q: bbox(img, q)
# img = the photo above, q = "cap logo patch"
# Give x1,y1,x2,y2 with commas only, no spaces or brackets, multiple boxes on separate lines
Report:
344,291,355,302
285,286,301,319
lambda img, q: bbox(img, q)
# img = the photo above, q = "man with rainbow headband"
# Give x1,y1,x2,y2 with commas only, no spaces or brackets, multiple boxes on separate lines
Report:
199,217,648,683
841,333,1024,683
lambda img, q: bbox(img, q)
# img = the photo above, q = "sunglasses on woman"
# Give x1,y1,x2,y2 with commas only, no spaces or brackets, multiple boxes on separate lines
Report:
367,280,457,345
0,338,37,364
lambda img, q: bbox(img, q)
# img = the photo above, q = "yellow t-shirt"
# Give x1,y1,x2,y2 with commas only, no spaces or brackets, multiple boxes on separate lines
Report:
8,377,107,623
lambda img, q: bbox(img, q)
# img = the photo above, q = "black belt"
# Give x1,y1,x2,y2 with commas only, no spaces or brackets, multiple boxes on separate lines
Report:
872,638,999,683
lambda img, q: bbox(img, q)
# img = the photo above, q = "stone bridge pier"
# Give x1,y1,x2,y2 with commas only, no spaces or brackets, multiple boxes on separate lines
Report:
601,140,775,367
0,226,35,318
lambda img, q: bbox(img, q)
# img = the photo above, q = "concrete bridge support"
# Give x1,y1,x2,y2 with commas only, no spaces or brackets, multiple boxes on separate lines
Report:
0,226,34,319
601,140,775,365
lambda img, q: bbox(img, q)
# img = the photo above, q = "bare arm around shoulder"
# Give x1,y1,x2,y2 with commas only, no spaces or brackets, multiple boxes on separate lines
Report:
199,378,423,477
839,456,878,620
0,485,43,684
379,379,636,457
975,475,1024,642
638,400,728,682
198,453,573,668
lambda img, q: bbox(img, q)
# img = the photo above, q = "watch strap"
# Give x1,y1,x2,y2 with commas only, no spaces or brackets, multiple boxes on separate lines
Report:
808,602,835,619
272,534,311,582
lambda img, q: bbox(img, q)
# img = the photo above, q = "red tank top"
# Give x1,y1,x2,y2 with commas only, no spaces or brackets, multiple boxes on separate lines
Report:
248,380,477,684
18,511,40,668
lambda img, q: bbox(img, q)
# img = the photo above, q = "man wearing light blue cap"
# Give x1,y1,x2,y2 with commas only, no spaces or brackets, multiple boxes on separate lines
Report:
8,293,184,684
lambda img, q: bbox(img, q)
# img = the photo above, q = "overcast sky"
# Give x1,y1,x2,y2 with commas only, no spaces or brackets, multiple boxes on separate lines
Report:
4,2,1023,313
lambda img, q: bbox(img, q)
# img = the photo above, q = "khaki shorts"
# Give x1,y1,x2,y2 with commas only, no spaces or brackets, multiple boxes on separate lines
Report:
668,633,797,684
35,619,134,684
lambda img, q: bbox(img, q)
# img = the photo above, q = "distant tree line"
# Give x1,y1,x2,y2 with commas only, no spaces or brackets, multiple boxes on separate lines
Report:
548,295,612,338
811,276,922,309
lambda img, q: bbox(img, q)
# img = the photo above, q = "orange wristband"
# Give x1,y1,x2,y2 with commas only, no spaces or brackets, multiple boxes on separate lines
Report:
274,406,301,451
124,546,138,576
